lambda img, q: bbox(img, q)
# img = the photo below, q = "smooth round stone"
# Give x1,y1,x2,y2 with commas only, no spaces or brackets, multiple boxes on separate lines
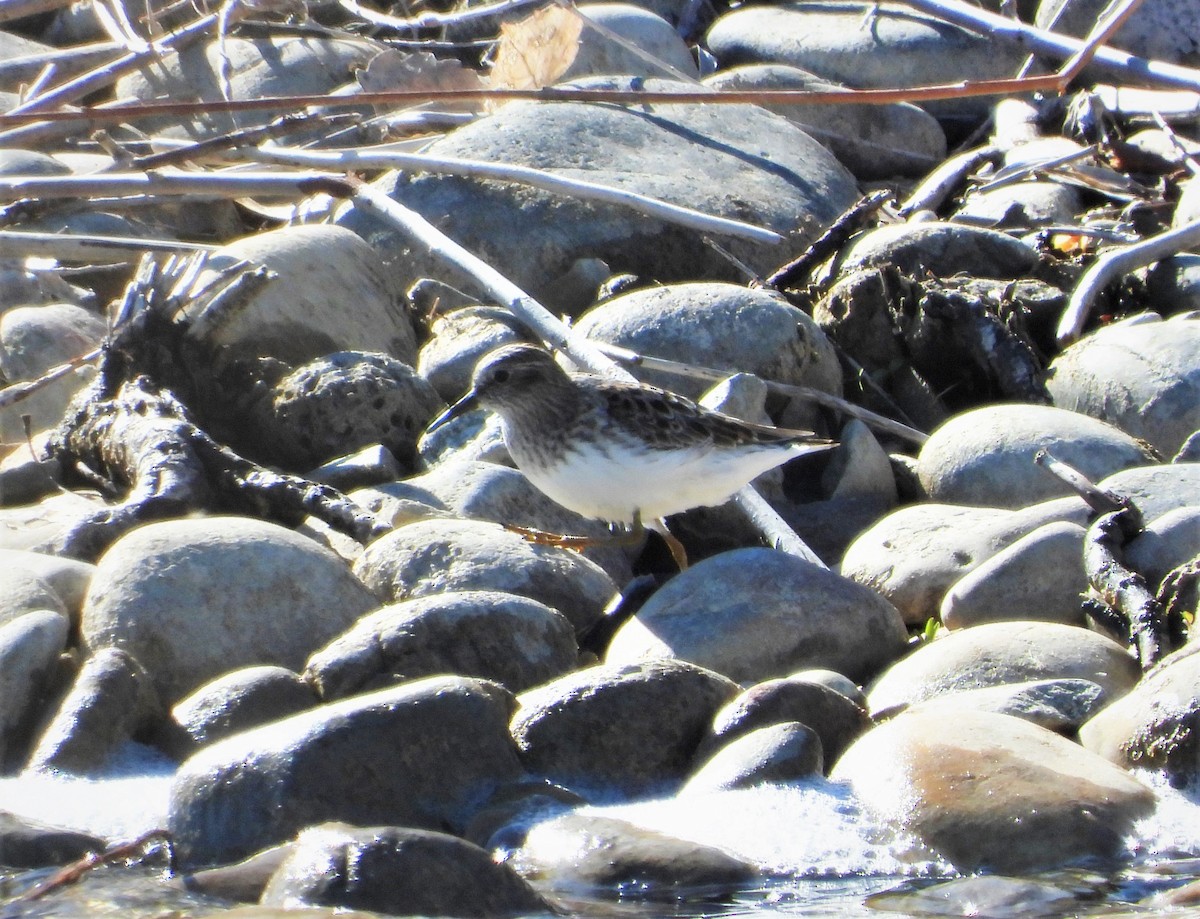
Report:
510,659,739,798
81,516,379,704
1079,646,1200,784
304,590,578,699
567,4,698,79
0,611,69,765
514,812,758,890
954,181,1082,228
0,551,91,621
703,64,945,179
869,871,1096,916
0,149,71,177
339,79,858,315
706,2,1025,120
182,225,418,370
396,460,633,583
1036,0,1200,65
906,678,1107,733
1146,255,1200,315
832,710,1156,872
417,306,528,403
787,668,866,707
917,404,1155,508
0,813,106,869
830,222,1039,281
1047,314,1200,455
0,303,104,441
940,521,1088,629
1124,507,1200,588
864,621,1141,719
841,498,1088,625
353,518,617,636
171,665,317,749
697,676,869,768
684,722,824,792
255,351,442,472
607,548,909,685
28,648,160,774
169,676,525,868
0,567,66,628
1100,463,1200,519
573,282,842,407
260,823,553,916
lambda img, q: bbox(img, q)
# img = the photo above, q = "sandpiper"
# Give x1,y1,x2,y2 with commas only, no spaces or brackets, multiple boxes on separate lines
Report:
427,344,834,536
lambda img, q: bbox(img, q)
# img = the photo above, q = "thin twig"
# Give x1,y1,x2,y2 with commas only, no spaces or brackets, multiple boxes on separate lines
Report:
338,0,546,31
1055,0,1147,85
0,230,215,262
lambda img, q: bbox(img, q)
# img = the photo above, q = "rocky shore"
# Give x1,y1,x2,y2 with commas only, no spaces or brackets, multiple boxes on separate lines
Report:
0,0,1198,914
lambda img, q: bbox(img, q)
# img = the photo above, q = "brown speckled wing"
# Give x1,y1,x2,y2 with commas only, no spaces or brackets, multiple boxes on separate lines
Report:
591,379,821,452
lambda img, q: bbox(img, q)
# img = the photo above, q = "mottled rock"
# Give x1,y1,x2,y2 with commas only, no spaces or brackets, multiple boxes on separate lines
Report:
510,659,738,798
81,516,379,703
0,567,66,628
606,548,907,685
0,550,92,622
865,621,1141,718
305,590,578,699
832,710,1156,872
1036,0,1200,65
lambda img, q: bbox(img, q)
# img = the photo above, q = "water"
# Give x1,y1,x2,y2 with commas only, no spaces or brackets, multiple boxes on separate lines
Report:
1,753,1200,917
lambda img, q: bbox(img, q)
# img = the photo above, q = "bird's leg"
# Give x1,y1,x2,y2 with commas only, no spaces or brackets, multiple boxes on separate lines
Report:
503,523,600,549
644,515,689,570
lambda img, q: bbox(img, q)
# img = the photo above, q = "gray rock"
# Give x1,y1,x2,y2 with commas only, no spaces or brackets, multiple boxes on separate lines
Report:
1099,463,1200,519
353,518,617,636
169,676,525,868
0,610,69,768
0,567,66,628
180,225,418,372
787,668,866,707
180,843,294,904
865,621,1141,719
260,823,554,916
698,676,869,768
1047,314,1200,455
0,812,105,868
832,711,1156,872
418,306,530,403
830,222,1040,281
954,180,1082,228
870,875,1085,918
706,2,1024,121
940,521,1088,629
306,443,403,492
251,351,442,471
1146,254,1200,315
171,665,317,748
684,722,824,791
1036,0,1200,65
515,812,758,890
1124,507,1200,590
917,404,1156,508
0,302,104,441
568,4,698,80
305,590,578,699
81,516,379,703
0,149,71,177
606,548,907,685
1079,645,1200,784
511,659,738,797
907,678,1107,733
28,648,161,774
337,79,859,315
0,550,93,622
704,64,945,179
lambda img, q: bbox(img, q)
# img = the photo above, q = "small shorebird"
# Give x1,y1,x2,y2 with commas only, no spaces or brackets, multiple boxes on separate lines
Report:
427,344,834,561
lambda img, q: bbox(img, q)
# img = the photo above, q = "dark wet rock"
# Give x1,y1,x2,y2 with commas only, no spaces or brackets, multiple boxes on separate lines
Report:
260,823,556,917
907,678,1107,733
939,521,1088,629
697,676,869,768
829,222,1039,282
305,590,578,699
169,676,525,868
1079,645,1200,785
28,648,162,774
81,516,379,704
684,722,824,791
703,64,946,179
1046,314,1200,455
865,621,1141,719
833,710,1156,872
515,812,758,892
180,225,418,372
337,78,858,316
353,518,617,637
510,659,738,798
171,665,317,748
180,842,294,904
0,811,104,868
606,548,907,685
1146,254,1200,315
0,610,69,768
917,404,1156,508
954,179,1081,228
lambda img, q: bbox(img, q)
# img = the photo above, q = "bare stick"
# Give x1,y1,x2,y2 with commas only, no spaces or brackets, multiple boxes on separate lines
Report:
1034,449,1138,520
1055,0,1147,85
337,0,545,31
0,170,341,204
1057,217,1200,345
249,145,784,245
898,144,1001,217
16,830,171,903
0,230,215,263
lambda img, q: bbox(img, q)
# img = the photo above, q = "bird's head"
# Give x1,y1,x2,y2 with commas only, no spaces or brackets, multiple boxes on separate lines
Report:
427,344,569,432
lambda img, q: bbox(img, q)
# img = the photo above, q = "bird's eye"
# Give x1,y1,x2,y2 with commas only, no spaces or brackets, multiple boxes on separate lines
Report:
492,369,510,383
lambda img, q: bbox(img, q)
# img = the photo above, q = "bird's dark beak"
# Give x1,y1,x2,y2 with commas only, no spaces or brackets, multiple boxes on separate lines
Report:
426,390,480,434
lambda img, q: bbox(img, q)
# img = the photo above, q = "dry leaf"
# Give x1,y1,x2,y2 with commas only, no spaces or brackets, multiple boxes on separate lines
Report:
356,49,488,116
488,5,582,91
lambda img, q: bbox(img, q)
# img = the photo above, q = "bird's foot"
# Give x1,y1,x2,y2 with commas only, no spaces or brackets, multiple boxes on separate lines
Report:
503,523,601,550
